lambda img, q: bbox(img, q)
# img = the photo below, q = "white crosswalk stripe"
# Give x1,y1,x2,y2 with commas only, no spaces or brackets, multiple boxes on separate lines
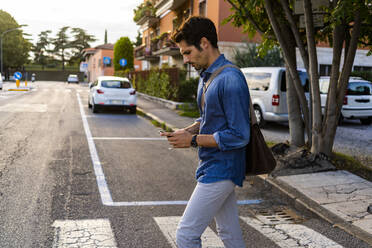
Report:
154,216,225,248
51,215,345,247
240,216,343,248
52,219,117,248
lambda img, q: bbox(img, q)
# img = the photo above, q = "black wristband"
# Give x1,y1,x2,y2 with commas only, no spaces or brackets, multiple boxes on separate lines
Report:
191,135,198,147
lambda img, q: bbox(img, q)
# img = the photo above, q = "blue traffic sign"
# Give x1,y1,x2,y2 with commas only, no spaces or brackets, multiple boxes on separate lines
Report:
14,72,22,80
103,57,111,65
119,58,127,67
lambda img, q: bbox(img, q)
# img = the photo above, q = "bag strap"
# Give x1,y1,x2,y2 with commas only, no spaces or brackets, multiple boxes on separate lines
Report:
200,64,257,125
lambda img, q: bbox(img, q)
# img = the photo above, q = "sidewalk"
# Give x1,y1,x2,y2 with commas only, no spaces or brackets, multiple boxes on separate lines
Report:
136,94,372,246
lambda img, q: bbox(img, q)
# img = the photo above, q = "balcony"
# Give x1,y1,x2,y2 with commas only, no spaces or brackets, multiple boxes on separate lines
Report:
152,32,180,56
134,44,159,61
155,0,188,16
134,1,159,27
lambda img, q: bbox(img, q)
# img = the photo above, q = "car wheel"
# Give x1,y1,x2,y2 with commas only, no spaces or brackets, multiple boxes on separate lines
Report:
253,105,266,128
92,103,99,113
360,118,372,125
129,106,136,114
338,114,344,126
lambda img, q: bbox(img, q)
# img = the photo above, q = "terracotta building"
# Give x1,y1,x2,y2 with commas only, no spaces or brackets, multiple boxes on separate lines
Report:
83,44,115,83
134,0,371,76
133,0,255,76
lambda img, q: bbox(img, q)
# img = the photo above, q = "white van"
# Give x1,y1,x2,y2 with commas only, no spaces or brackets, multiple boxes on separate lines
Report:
0,72,3,90
241,67,309,127
319,76,372,125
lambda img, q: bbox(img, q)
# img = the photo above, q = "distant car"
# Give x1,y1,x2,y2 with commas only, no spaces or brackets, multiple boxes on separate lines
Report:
88,76,137,114
320,76,372,125
67,74,79,84
0,73,3,90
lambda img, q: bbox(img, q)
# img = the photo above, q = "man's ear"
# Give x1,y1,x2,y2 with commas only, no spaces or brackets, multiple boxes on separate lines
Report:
200,37,209,50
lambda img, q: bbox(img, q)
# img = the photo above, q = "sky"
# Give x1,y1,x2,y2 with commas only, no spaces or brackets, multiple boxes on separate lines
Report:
1,0,143,47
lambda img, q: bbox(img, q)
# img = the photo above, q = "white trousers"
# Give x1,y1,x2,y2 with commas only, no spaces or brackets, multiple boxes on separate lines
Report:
176,180,246,248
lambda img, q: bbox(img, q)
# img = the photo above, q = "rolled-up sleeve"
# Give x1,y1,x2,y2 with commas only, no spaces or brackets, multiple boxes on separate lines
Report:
213,71,251,151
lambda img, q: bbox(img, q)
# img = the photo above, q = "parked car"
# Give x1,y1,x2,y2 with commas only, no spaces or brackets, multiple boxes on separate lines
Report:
88,76,137,114
241,67,309,127
319,76,372,125
0,73,3,90
67,74,79,84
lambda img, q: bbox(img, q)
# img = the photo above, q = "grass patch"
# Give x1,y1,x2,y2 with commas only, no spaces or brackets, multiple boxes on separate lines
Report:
177,103,200,118
332,152,372,181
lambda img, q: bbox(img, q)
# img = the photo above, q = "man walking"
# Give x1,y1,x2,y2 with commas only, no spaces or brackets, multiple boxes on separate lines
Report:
160,16,250,248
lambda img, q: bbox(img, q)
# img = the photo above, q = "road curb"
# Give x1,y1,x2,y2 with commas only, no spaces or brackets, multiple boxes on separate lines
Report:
252,174,372,246
136,107,177,132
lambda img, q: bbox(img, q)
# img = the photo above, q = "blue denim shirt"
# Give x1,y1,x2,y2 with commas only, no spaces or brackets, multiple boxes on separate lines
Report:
195,55,250,187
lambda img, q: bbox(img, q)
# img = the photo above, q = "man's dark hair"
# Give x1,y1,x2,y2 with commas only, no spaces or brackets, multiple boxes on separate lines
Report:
171,16,218,50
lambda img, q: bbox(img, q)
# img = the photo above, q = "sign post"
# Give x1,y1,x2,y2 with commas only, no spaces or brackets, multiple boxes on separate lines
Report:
119,58,127,67
14,71,22,88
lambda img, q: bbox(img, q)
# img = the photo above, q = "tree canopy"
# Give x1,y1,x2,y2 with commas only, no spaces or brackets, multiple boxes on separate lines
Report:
113,37,134,71
32,26,96,70
0,10,31,72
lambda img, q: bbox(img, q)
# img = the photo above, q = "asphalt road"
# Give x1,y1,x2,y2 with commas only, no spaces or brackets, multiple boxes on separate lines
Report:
0,81,370,247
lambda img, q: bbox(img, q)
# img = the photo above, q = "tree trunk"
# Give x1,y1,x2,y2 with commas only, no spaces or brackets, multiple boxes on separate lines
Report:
264,0,311,143
320,10,362,156
303,0,322,154
286,62,305,146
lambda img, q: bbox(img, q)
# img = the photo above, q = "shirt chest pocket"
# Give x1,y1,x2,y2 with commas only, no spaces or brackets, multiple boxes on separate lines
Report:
204,89,225,118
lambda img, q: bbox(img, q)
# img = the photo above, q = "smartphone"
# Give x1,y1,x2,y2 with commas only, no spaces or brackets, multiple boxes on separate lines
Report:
159,130,173,137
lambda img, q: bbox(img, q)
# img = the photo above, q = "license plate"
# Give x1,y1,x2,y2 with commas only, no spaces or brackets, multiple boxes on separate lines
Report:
111,100,123,105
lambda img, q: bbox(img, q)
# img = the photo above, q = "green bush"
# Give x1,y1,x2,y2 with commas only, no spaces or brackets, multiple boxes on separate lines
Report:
135,68,199,103
350,71,372,82
178,77,199,102
234,43,284,68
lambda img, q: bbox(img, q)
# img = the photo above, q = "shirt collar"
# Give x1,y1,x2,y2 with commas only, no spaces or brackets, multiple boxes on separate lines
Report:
200,54,226,81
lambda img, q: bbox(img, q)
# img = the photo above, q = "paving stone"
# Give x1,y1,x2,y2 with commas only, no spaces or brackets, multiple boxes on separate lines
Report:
353,218,372,235
322,200,372,222
297,182,372,205
278,171,367,189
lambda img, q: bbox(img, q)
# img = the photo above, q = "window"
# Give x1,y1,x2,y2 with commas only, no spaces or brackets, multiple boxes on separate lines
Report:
320,64,332,76
280,70,309,92
354,66,372,72
101,80,131,89
199,0,207,17
347,82,372,96
244,72,271,91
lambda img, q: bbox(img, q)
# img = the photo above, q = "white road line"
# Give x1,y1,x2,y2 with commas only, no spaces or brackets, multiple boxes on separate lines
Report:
154,216,224,248
77,93,114,205
240,216,343,248
93,137,168,141
77,93,262,207
52,219,117,248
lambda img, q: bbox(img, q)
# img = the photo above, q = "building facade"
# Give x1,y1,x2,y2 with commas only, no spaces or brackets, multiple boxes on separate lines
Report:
83,44,115,83
133,0,256,77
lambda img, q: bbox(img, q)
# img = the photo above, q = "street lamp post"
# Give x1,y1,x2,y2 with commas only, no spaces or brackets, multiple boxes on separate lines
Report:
0,25,26,76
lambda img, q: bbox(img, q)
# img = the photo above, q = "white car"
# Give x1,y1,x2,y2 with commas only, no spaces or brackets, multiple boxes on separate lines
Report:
0,73,3,90
67,74,79,84
241,67,309,127
320,76,372,125
88,76,137,114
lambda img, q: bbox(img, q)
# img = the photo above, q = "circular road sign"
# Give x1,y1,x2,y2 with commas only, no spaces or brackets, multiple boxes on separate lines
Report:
14,72,22,80
119,58,127,67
